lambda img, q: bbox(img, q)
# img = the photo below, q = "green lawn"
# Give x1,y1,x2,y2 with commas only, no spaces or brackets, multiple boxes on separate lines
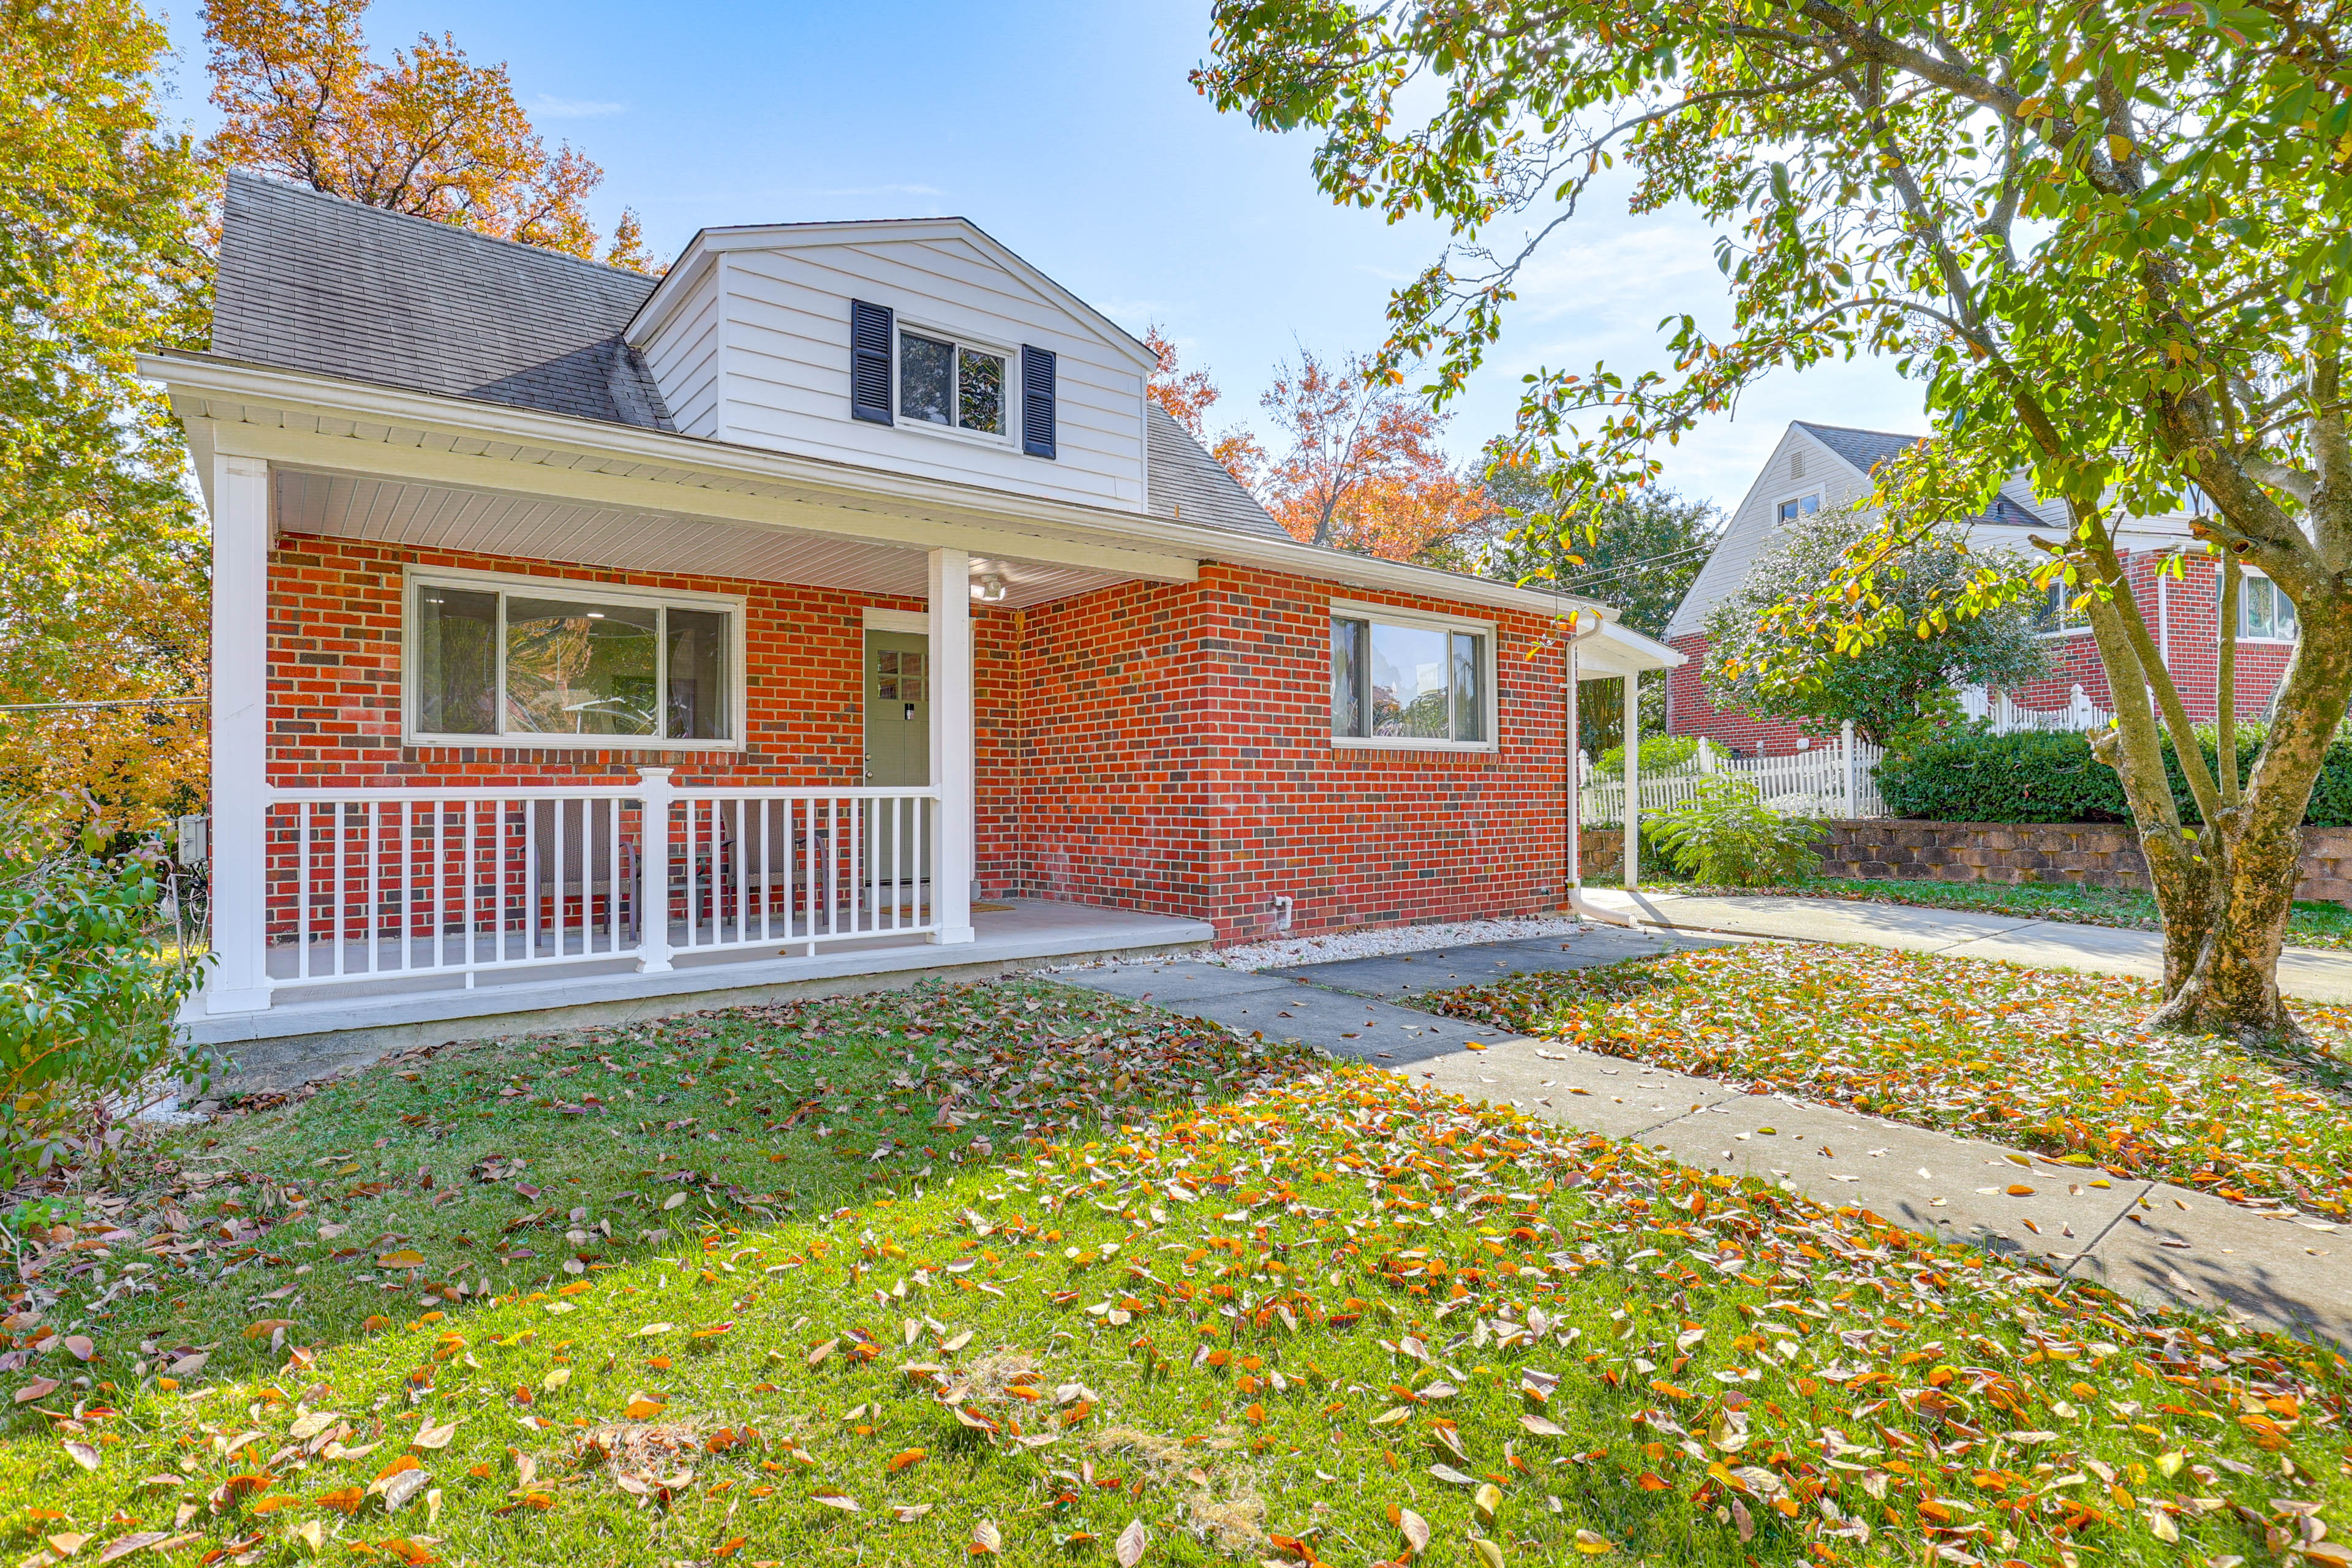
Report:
4,975,2350,1566
1421,943,2352,1218
1620,875,2352,951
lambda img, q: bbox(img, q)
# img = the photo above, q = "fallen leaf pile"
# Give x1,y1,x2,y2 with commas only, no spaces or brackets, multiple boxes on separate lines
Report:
1422,943,2352,1218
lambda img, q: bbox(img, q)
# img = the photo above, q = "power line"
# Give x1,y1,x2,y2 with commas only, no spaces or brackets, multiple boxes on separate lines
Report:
0,696,210,714
1512,541,1718,595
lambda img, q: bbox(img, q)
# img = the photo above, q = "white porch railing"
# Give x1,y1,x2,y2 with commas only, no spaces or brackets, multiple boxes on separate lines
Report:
1581,728,1889,825
260,767,939,993
1956,682,2115,734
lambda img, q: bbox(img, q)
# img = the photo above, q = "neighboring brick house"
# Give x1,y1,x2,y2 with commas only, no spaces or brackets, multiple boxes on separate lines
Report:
1664,421,2290,754
148,173,1676,1048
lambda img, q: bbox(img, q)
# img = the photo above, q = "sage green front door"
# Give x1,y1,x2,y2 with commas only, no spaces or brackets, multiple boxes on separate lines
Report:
864,631,930,881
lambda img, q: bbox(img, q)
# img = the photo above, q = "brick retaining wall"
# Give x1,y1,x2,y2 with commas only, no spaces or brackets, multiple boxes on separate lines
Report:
1583,821,2352,903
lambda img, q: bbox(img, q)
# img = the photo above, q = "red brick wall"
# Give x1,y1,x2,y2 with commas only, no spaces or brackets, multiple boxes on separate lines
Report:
1002,565,1574,941
262,537,1577,945
1662,632,1830,756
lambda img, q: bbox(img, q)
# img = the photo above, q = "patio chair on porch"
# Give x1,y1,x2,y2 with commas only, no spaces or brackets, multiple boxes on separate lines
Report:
524,797,638,955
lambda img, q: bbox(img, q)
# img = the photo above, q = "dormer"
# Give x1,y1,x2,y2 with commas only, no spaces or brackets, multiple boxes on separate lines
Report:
625,219,1158,511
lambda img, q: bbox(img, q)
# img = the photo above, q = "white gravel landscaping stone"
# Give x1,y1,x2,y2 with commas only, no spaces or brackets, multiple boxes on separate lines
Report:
1208,913,1589,972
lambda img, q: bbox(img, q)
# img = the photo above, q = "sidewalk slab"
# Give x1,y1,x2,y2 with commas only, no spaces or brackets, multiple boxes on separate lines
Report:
1583,888,2352,1004
1067,933,2352,1344
1261,925,1730,1002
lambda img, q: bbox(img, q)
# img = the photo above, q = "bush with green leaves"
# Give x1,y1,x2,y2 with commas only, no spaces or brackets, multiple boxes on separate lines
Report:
1594,733,1702,774
1648,775,1825,886
2,804,209,1183
1877,728,2352,826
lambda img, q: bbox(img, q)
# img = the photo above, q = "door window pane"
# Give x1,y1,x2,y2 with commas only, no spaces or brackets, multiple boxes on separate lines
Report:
503,597,659,736
900,333,954,426
417,587,497,734
957,349,1006,434
666,608,730,740
1331,618,1365,737
1370,622,1450,740
1450,631,1485,743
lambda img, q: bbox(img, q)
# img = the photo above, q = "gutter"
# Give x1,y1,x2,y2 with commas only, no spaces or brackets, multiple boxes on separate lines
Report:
137,350,1648,631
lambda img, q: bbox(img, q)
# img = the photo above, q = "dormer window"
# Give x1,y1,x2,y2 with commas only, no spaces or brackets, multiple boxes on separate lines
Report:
847,298,1056,456
900,330,1008,437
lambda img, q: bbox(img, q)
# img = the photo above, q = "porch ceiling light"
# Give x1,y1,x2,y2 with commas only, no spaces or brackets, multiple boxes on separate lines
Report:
973,573,1008,604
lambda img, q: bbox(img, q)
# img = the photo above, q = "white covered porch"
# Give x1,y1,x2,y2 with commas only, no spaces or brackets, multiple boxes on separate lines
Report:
182,895,1211,1063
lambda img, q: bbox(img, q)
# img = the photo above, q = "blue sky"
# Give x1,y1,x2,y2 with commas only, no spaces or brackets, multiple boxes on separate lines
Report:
154,0,1918,511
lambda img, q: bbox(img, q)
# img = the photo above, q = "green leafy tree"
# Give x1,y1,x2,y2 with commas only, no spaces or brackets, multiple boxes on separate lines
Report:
0,0,210,825
1477,470,1718,757
1198,0,2352,1038
1704,508,2048,747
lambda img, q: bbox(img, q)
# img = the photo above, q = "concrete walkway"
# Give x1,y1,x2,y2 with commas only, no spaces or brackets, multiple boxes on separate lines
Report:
1062,928,2352,1346
1579,888,2352,1003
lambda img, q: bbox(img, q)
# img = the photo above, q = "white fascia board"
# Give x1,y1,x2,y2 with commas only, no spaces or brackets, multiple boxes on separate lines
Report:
1574,619,1685,676
139,352,1625,624
624,217,1158,371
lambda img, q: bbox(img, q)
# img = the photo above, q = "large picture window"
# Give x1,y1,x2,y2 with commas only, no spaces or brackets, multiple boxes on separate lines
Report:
1330,606,1490,748
407,571,740,747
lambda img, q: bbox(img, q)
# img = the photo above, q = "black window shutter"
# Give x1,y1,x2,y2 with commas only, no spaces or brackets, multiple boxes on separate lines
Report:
850,300,893,424
1021,345,1057,458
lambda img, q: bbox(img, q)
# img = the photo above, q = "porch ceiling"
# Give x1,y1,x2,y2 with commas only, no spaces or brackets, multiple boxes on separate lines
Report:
273,470,1145,609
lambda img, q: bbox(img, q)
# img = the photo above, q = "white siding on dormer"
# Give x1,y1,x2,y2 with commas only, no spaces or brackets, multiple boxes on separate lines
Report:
635,230,1150,512
1667,426,1881,636
639,263,726,440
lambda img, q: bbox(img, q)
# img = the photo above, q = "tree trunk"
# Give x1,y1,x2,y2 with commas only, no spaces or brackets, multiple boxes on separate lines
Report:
2148,606,2352,1040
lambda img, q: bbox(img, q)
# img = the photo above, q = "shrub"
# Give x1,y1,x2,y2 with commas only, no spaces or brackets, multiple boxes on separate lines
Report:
1,804,211,1183
1595,734,1703,775
1649,776,1825,886
1876,727,2352,825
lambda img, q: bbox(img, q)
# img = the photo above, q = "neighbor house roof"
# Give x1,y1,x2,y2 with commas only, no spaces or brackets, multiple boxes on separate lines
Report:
1790,421,1921,477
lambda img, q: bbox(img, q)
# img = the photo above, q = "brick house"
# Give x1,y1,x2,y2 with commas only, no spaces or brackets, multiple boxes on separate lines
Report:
1663,421,2291,754
147,173,1676,1051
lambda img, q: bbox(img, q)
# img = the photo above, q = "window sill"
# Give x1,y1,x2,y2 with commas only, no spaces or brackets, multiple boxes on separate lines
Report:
406,734,744,753
2238,635,2299,646
1331,736,1498,755
898,415,1015,452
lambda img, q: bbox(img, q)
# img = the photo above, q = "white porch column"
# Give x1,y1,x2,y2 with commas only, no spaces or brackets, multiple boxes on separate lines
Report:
927,548,976,944
1564,639,1582,895
1621,673,1640,890
634,767,675,973
206,454,273,1013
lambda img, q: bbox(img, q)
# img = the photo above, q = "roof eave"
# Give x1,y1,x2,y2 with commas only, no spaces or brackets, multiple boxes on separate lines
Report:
137,350,1634,631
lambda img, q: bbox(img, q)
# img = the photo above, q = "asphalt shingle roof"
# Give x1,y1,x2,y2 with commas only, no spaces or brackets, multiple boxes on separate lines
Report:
1143,404,1290,542
211,172,1294,544
1792,421,1921,477
212,170,674,429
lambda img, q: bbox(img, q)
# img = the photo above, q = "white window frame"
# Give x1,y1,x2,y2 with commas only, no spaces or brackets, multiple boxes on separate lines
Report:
2239,569,2301,644
2035,578,2092,639
1774,491,1823,526
895,317,1019,448
1328,598,1498,754
401,565,747,751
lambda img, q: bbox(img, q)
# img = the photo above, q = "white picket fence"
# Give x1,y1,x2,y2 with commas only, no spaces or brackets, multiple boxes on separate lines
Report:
1581,728,1888,826
1956,682,2115,734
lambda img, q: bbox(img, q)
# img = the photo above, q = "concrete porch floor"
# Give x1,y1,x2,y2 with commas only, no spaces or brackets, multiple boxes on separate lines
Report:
187,898,1212,1096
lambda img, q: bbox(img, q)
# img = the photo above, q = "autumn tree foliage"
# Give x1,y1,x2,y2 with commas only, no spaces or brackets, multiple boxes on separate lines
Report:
1255,350,1487,562
204,0,654,270
1142,327,1264,486
0,0,211,825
